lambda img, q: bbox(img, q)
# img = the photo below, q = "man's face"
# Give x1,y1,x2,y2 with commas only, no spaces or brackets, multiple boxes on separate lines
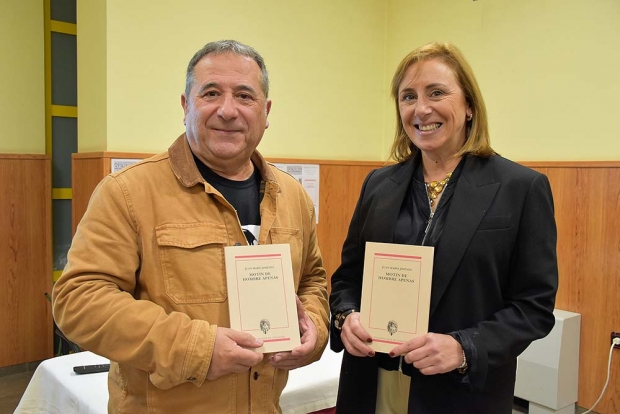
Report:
182,53,271,171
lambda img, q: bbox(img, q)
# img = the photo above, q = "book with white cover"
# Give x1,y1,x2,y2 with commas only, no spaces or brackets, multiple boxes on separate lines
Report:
360,242,434,353
225,244,300,353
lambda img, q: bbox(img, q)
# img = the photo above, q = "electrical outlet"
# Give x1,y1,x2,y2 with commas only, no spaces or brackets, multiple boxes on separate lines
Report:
612,332,620,349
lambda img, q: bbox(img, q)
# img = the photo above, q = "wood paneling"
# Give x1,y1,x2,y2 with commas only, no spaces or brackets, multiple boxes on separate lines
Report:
530,164,620,413
72,154,620,410
72,157,106,235
315,164,379,290
0,154,53,367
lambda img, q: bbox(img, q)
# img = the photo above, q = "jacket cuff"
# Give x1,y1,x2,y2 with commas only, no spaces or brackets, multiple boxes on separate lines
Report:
448,329,487,391
307,312,329,363
183,321,217,387
329,306,359,353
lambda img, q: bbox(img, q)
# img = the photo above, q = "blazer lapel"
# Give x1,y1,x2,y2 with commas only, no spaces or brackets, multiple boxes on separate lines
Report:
429,157,500,315
368,159,414,243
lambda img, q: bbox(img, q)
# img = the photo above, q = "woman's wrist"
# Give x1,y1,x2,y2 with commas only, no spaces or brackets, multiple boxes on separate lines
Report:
333,309,356,331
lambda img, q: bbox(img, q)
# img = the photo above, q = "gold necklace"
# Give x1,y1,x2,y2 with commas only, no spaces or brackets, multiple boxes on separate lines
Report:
425,171,452,207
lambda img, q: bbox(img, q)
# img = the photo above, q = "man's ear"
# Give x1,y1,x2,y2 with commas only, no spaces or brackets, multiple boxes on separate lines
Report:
265,100,272,129
181,94,188,125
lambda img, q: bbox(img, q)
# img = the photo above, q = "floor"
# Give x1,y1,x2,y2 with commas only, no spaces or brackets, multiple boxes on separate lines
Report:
0,367,587,414
0,368,36,414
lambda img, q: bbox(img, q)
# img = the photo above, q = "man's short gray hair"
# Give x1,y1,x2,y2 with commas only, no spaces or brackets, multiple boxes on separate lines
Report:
185,40,269,98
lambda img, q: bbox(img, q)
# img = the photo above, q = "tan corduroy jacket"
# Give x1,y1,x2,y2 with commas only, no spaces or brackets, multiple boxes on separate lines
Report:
53,134,329,413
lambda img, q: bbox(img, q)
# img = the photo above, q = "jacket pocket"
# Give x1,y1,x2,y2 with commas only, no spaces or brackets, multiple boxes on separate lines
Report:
156,222,228,304
269,227,302,286
477,215,511,231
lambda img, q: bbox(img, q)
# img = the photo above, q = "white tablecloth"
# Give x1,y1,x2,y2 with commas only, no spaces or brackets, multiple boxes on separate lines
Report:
15,347,342,414
15,351,109,414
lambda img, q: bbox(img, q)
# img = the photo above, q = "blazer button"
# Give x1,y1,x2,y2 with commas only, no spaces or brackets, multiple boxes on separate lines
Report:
253,371,259,380
235,242,242,246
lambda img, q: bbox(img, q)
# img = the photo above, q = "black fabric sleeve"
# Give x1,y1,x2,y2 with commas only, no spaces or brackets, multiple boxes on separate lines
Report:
448,173,558,390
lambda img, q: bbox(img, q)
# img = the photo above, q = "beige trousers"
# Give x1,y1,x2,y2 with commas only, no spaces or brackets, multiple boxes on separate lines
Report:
375,367,411,414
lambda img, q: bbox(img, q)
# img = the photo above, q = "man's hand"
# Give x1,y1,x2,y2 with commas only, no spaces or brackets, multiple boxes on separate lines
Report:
340,312,375,357
389,333,463,375
206,327,264,380
269,296,317,370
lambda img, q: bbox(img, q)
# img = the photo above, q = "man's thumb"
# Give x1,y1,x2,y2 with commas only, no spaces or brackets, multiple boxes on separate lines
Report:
229,330,263,348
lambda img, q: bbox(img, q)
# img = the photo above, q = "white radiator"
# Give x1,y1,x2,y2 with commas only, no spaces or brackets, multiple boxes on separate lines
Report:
515,309,581,414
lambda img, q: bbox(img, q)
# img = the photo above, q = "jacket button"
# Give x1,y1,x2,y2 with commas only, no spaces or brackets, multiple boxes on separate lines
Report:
235,242,242,246
253,371,259,380
187,376,196,381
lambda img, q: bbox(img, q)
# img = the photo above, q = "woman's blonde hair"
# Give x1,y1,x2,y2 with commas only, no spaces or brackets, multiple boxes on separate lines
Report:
389,42,495,162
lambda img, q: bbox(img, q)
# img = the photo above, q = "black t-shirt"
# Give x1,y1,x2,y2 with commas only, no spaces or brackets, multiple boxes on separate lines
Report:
192,154,262,245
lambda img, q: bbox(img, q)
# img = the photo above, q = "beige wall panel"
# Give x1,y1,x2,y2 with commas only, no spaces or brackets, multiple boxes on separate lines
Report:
0,1,45,154
386,0,620,161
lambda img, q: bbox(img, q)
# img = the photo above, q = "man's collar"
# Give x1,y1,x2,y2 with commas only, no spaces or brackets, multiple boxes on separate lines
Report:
168,133,276,187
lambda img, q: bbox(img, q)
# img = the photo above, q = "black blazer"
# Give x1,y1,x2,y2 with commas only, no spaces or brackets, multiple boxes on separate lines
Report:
329,154,558,414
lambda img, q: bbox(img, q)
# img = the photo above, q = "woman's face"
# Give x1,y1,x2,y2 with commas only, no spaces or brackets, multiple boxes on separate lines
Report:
398,58,471,158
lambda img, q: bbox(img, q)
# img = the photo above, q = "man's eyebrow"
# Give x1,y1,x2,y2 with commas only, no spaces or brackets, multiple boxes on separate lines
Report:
196,82,258,96
197,82,219,95
234,84,258,95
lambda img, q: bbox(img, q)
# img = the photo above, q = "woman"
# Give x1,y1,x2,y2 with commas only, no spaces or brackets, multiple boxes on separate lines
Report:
329,42,558,413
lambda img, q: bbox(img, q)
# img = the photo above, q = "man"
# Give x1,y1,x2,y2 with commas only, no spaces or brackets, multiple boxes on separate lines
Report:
53,40,329,413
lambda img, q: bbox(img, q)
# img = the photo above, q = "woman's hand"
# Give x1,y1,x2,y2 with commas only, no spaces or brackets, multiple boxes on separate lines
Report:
389,333,463,375
340,312,376,357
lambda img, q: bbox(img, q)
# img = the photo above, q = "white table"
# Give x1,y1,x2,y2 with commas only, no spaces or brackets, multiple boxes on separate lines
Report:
15,348,341,414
